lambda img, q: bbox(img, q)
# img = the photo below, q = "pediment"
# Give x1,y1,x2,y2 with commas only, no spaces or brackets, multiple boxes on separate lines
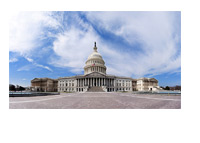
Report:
84,72,106,78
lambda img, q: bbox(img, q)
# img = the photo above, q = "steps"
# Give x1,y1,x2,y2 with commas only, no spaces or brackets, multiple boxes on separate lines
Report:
87,86,105,92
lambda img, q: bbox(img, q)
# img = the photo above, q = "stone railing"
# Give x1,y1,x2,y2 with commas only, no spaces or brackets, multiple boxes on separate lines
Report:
102,86,107,92
83,86,89,92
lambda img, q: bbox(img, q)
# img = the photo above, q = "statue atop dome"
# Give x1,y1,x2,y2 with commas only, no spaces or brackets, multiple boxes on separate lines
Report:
94,41,97,52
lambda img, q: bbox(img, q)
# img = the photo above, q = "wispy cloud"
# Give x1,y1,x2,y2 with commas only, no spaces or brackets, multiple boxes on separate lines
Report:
17,64,33,71
9,58,18,63
18,57,53,72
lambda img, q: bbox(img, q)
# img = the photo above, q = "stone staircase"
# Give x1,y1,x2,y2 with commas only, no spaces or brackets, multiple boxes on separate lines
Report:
87,86,105,92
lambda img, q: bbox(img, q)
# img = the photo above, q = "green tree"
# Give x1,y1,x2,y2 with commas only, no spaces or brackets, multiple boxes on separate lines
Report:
165,86,170,90
9,84,16,91
19,86,25,91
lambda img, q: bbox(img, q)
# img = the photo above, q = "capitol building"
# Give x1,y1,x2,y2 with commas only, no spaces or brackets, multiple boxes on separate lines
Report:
31,42,159,92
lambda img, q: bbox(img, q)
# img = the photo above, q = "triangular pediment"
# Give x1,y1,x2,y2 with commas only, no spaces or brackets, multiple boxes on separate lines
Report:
84,72,106,77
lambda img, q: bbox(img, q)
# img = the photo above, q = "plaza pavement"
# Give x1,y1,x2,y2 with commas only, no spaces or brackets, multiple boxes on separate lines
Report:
9,92,181,109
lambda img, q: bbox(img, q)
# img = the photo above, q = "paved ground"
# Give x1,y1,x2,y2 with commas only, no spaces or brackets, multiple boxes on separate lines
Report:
9,92,181,109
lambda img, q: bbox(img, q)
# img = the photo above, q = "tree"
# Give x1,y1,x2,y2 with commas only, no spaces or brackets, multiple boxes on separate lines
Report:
9,84,16,91
175,85,181,91
165,86,170,90
15,85,25,91
19,86,25,91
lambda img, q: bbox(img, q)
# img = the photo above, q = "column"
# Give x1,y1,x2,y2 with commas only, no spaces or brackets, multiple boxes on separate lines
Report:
99,78,100,86
81,79,82,87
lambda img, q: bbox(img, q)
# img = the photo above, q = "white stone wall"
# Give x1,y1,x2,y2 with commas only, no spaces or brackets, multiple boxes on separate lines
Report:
136,78,158,91
115,78,132,92
58,78,76,92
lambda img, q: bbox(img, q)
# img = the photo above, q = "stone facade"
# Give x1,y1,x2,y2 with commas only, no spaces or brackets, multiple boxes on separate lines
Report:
136,78,158,91
31,78,58,92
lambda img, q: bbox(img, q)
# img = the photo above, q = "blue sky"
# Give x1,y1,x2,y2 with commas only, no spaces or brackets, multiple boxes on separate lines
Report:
9,11,181,87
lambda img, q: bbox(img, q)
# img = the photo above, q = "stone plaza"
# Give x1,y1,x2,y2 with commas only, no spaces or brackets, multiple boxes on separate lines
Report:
9,92,181,109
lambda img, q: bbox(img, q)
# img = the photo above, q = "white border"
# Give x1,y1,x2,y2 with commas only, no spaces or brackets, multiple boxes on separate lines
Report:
1,0,200,143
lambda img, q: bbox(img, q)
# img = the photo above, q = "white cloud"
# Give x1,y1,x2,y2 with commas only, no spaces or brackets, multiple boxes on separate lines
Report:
9,12,61,73
85,11,181,77
25,57,33,62
9,58,18,63
10,11,181,78
9,12,61,55
50,25,101,73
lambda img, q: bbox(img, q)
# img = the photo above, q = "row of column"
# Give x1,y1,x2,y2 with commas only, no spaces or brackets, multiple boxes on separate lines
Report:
77,78,114,87
91,66,105,73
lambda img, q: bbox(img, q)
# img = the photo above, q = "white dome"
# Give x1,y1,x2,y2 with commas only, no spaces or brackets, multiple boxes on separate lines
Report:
84,42,107,75
88,51,103,60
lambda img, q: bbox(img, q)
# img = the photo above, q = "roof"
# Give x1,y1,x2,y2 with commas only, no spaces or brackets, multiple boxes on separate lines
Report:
31,78,57,82
137,77,158,82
